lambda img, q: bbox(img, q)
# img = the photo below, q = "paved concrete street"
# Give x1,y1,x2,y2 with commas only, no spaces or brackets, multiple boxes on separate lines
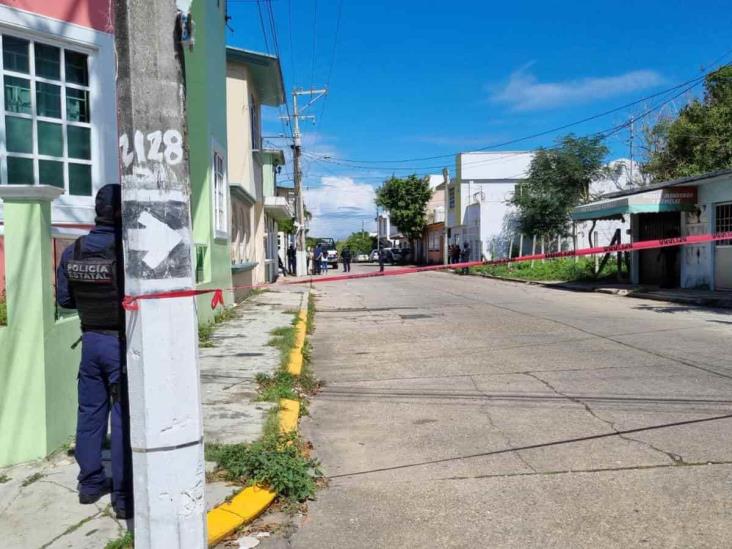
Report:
290,264,732,548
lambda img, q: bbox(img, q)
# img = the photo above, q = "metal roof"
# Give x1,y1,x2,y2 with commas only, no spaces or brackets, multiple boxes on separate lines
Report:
226,46,285,106
599,168,732,199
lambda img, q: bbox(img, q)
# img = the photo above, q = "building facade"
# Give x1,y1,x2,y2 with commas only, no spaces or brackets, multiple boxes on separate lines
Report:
573,169,732,290
225,47,290,299
0,0,116,466
447,152,534,260
185,0,234,323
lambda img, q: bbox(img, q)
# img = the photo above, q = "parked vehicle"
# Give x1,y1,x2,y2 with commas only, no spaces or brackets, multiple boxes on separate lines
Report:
356,253,369,262
316,238,339,268
370,249,379,262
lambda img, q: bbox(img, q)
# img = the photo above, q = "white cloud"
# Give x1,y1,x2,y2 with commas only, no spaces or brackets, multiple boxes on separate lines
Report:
490,65,664,111
305,176,376,239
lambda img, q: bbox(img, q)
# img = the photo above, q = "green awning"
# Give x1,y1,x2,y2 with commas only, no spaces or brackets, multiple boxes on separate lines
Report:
572,188,697,221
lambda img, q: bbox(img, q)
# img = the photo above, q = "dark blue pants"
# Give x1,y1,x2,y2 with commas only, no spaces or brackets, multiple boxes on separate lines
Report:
76,331,132,511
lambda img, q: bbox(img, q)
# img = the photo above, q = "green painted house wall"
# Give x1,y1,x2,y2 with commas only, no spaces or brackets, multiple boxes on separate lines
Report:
185,0,233,326
0,194,80,467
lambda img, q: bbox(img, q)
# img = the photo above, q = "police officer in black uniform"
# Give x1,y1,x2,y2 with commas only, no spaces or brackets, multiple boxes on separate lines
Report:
56,184,132,519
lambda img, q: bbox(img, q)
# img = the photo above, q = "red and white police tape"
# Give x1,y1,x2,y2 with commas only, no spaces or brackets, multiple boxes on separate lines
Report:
122,230,732,310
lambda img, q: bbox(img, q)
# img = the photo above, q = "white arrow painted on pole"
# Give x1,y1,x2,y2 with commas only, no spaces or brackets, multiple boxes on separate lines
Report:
128,211,183,270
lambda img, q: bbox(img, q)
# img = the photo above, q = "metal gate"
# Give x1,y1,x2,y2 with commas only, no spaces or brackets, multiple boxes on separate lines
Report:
715,202,732,290
637,212,681,286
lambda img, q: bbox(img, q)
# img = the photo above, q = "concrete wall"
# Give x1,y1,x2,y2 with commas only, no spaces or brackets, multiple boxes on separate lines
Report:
185,0,233,323
681,177,732,289
0,195,81,467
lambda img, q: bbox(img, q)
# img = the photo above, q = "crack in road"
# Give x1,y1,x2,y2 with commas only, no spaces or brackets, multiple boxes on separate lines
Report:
523,371,686,465
469,375,537,473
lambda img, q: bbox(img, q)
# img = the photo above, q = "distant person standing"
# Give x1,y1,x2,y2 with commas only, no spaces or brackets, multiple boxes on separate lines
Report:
378,247,385,272
320,246,329,274
287,244,296,275
307,247,314,275
342,246,352,272
451,244,461,265
460,242,471,274
313,244,322,275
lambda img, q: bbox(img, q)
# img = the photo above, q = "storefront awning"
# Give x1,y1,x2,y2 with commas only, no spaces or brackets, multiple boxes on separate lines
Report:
571,187,697,221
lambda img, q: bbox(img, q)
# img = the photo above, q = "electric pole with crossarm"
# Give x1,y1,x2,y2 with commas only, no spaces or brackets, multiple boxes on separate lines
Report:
283,87,327,276
114,1,206,546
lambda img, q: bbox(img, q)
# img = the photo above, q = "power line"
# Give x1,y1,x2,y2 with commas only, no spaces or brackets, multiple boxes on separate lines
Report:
254,0,271,53
306,72,711,172
309,0,318,91
315,0,343,131
323,65,726,165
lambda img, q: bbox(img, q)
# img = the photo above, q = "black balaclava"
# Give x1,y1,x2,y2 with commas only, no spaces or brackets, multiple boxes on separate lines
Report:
95,184,122,227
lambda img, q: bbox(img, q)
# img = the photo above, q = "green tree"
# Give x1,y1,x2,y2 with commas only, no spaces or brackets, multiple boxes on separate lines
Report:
337,231,376,255
512,134,608,237
375,175,432,245
643,66,732,180
278,217,296,235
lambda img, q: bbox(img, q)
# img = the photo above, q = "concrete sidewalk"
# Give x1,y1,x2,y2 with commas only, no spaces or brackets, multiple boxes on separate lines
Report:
0,287,305,549
474,273,732,309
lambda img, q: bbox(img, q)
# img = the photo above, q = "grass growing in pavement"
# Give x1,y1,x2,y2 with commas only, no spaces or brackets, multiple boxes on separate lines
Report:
21,472,44,487
257,321,320,407
0,294,6,326
198,304,241,348
471,257,618,282
306,293,316,334
205,295,322,507
205,431,321,504
0,474,10,484
104,532,133,549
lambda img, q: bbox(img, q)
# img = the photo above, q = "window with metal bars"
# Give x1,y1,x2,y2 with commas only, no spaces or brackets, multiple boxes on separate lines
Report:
716,202,732,246
0,33,92,194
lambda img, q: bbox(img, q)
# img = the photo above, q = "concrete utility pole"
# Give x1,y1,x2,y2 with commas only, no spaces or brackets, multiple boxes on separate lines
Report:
442,168,449,265
288,87,327,276
114,1,206,547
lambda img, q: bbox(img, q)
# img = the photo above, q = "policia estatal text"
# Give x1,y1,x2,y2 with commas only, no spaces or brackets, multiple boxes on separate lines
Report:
56,184,132,519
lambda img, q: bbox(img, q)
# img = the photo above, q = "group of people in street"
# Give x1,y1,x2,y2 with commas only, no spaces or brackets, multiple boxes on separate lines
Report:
308,244,329,275
282,243,356,276
448,242,472,274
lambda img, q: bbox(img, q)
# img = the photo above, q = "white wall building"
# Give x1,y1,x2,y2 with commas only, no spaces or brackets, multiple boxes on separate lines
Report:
446,152,643,261
447,151,534,260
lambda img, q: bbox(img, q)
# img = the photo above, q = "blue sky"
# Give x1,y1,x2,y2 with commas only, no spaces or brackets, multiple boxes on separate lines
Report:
226,0,732,237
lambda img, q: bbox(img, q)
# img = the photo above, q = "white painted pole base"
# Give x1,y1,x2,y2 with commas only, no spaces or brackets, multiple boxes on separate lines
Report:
296,250,307,277
126,297,206,549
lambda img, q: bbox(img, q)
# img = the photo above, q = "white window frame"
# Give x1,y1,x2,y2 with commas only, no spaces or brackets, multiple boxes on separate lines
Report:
212,142,228,240
0,29,93,194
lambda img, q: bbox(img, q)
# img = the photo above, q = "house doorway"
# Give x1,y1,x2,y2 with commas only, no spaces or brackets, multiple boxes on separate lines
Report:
637,212,681,287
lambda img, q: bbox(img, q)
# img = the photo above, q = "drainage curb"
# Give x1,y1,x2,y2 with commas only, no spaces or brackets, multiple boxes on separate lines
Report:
473,273,732,309
206,290,310,546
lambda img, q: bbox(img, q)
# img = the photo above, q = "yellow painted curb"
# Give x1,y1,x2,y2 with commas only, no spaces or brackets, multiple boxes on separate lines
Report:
278,398,300,433
207,485,277,546
287,347,303,376
293,319,306,350
206,292,310,546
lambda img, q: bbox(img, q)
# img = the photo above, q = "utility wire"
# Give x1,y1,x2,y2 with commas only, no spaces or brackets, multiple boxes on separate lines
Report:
315,0,343,131
322,64,726,165
309,0,319,91
306,73,710,173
